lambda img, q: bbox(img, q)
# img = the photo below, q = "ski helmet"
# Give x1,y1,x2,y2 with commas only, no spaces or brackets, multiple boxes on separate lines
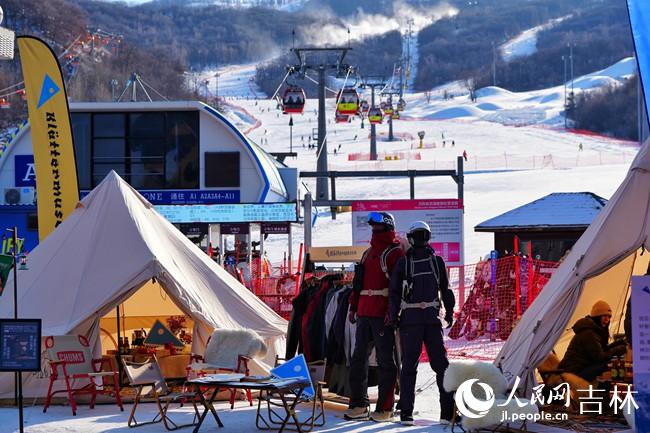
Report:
367,211,396,231
407,221,431,246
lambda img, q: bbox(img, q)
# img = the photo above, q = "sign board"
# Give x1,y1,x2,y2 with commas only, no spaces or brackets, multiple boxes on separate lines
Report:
0,319,41,372
156,203,297,223
261,222,290,235
220,223,250,235
14,155,35,187
310,246,367,263
352,199,464,266
632,276,650,431
175,223,209,238
81,189,240,205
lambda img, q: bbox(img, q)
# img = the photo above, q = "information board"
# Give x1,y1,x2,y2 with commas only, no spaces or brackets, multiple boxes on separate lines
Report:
0,319,41,372
632,276,650,432
352,199,464,266
156,203,297,223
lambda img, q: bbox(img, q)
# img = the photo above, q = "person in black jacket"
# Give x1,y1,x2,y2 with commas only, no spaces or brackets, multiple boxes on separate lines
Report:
558,300,627,382
389,221,455,426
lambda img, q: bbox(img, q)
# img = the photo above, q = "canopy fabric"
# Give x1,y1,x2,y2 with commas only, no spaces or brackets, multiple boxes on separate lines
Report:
0,171,287,397
495,141,650,395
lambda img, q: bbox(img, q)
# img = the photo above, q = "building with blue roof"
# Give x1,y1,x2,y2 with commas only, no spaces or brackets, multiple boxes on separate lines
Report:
0,101,298,255
475,192,607,261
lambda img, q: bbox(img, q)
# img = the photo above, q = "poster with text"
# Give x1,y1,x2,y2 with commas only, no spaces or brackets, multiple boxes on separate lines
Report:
632,276,650,432
352,199,464,266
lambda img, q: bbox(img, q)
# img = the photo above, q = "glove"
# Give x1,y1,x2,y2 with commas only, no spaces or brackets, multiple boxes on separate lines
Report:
444,312,454,329
348,311,357,324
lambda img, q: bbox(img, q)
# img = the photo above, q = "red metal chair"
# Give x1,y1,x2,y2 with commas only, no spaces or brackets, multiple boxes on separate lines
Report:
43,335,124,416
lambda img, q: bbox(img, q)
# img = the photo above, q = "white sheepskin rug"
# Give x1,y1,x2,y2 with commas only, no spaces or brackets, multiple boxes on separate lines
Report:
443,360,509,396
198,328,268,370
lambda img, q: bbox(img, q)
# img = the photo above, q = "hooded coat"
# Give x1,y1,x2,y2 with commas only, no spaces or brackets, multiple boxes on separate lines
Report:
349,230,404,318
558,316,626,374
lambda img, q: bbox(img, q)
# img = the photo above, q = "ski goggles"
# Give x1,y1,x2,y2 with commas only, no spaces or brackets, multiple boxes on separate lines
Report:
367,212,389,226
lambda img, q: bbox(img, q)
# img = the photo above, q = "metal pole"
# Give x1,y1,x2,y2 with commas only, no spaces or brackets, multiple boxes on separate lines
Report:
409,172,415,199
287,225,293,273
304,193,313,254
316,67,329,200
492,41,496,86
457,156,464,203
289,116,294,153
370,86,377,160
570,44,574,98
388,107,394,141
12,228,17,320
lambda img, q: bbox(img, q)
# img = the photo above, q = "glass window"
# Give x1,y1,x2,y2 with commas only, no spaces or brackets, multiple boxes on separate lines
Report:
167,112,199,188
71,113,91,190
130,138,164,188
129,113,164,138
93,113,125,138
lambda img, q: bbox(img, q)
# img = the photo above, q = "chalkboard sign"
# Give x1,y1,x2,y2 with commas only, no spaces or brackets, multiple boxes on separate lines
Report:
0,319,42,372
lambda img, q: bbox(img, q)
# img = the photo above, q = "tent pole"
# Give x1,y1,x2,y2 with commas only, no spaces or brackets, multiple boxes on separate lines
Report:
116,305,122,385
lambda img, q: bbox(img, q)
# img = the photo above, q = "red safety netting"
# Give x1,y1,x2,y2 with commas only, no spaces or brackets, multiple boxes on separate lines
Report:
248,255,559,360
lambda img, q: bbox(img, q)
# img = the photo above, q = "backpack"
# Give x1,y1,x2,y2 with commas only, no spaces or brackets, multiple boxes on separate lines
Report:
352,244,401,292
402,246,442,302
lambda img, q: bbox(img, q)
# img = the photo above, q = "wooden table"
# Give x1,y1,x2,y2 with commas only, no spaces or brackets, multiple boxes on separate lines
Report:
187,376,311,433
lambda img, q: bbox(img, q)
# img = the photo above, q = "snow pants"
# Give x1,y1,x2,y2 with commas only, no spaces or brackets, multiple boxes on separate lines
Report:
399,324,454,421
349,316,397,411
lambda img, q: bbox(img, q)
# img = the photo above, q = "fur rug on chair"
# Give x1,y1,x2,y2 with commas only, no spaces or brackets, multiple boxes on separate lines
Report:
200,329,268,370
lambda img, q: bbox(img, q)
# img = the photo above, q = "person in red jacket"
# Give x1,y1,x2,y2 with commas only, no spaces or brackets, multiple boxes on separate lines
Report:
344,212,405,422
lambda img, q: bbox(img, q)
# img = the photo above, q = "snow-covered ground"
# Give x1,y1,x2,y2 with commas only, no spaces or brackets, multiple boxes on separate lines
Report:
216,55,639,266
500,15,571,62
0,364,576,433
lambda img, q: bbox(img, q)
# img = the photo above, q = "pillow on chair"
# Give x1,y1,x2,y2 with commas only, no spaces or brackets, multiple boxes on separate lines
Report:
202,329,268,370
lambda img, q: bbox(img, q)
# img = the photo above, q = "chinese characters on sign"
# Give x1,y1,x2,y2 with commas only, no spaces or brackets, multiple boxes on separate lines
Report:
0,319,42,372
352,199,464,266
156,203,298,223
632,276,650,432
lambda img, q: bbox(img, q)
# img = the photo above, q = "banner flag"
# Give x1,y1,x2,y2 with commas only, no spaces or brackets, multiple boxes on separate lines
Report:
17,36,79,241
627,0,650,126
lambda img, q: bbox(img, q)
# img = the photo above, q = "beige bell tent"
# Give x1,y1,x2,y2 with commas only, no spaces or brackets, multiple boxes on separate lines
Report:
494,142,649,395
495,141,650,395
0,171,288,398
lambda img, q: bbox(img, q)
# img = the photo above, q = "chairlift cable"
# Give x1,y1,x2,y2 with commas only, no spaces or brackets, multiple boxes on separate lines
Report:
271,68,294,101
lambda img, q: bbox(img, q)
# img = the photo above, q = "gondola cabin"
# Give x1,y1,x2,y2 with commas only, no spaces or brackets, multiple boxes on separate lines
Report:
392,111,400,120
281,87,306,114
337,88,359,115
335,110,349,123
0,99,10,109
368,107,383,124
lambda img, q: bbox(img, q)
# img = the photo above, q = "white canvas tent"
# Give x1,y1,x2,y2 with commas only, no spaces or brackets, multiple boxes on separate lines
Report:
495,142,650,395
0,171,288,398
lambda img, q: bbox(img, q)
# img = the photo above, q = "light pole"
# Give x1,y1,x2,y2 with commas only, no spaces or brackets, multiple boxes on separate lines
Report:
289,115,294,153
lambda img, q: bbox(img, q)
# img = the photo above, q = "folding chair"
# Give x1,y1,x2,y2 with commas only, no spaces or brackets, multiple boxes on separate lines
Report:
43,335,124,416
257,355,325,432
122,356,200,430
188,329,266,409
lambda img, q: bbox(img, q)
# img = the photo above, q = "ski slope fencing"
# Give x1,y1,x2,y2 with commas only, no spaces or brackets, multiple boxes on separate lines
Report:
243,255,559,361
329,150,634,171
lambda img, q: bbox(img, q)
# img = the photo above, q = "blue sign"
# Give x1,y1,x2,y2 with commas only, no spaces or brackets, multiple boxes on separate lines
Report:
628,0,650,126
0,319,42,372
14,155,35,187
156,203,297,223
138,190,240,205
81,189,240,205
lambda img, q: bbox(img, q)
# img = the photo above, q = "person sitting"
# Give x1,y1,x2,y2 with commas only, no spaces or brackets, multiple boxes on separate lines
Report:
558,300,627,382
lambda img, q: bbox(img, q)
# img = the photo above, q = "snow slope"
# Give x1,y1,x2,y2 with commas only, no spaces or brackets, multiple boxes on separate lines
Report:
500,15,571,62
